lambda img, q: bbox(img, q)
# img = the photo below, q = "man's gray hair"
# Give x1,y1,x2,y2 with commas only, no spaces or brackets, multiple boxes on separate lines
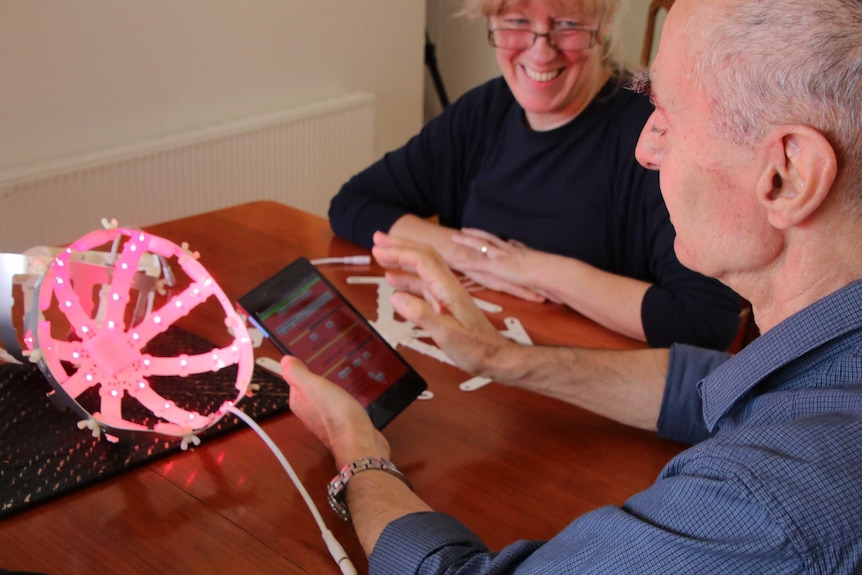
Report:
694,0,862,199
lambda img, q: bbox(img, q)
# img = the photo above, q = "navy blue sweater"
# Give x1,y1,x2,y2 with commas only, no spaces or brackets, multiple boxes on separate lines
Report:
329,77,741,349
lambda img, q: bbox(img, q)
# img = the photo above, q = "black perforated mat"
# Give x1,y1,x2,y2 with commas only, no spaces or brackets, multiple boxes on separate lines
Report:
0,326,288,520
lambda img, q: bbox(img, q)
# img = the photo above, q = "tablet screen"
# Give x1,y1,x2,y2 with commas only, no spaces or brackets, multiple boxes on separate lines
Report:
255,270,408,408
239,257,426,428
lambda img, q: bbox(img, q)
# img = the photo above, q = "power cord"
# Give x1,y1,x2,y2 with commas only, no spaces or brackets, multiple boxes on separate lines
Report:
310,256,370,266
224,405,357,575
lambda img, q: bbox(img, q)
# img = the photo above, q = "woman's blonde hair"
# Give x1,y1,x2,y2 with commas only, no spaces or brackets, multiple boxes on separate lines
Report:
461,0,627,74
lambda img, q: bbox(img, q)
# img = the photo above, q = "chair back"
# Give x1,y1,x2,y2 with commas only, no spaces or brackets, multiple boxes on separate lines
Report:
640,0,675,67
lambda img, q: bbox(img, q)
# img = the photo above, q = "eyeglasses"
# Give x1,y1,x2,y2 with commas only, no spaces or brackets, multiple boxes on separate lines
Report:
487,14,603,52
488,26,601,51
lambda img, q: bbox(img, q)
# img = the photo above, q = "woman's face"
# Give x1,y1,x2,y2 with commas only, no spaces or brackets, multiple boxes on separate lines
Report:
489,0,608,130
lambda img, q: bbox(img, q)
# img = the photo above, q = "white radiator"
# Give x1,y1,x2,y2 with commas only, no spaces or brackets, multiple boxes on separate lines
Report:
0,92,375,253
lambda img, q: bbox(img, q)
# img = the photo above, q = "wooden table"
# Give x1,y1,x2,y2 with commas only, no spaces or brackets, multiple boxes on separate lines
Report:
0,201,685,574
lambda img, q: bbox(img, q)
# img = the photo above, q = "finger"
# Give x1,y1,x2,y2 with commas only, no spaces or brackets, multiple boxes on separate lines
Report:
383,253,483,320
373,243,431,273
383,270,447,314
464,271,546,303
459,228,502,243
391,290,482,339
373,244,456,285
450,232,483,250
451,232,513,263
373,231,430,254
382,269,425,294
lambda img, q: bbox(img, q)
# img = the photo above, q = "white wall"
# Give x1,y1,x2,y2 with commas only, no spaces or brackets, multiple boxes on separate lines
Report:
424,0,655,120
0,1,426,173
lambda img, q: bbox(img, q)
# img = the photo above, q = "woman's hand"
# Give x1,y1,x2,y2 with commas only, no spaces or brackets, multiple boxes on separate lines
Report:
449,228,557,303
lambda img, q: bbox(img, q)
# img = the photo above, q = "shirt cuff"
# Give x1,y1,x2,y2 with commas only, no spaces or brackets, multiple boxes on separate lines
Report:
370,512,488,574
657,344,730,444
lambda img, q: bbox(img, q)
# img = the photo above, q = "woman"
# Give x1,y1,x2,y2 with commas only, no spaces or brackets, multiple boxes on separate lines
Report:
329,0,741,349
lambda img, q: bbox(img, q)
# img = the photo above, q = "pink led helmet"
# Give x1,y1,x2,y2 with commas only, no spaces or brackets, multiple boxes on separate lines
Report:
7,225,254,447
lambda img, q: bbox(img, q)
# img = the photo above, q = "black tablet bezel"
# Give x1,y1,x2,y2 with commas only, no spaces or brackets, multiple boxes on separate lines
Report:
238,257,427,429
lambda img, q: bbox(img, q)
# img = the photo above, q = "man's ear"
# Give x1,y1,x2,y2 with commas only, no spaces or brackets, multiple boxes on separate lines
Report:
755,125,838,230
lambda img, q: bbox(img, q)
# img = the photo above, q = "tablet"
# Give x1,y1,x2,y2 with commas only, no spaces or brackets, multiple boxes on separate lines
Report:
238,257,427,429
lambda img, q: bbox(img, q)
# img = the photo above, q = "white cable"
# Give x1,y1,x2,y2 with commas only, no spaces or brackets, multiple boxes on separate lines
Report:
310,255,371,266
224,405,358,575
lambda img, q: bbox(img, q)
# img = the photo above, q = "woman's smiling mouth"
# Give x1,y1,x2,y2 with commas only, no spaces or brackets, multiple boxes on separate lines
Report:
523,65,563,82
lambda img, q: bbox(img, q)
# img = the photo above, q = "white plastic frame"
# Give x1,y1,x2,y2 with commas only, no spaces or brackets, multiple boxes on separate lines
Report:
21,227,254,444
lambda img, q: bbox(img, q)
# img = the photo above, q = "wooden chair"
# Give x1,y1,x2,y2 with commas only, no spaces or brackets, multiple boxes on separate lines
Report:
640,0,675,67
727,301,760,353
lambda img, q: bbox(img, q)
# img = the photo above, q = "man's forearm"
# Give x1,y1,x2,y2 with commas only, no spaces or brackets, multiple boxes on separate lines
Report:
482,345,670,431
346,469,433,555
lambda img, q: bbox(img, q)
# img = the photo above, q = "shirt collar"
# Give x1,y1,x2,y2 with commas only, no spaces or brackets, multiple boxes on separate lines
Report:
700,279,862,430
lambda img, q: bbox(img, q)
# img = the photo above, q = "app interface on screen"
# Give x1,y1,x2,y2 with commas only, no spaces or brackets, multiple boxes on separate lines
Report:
259,273,407,406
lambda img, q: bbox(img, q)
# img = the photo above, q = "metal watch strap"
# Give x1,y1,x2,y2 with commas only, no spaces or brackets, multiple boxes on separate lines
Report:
327,456,412,521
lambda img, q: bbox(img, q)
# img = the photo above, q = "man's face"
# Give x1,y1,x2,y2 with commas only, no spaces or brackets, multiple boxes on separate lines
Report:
634,0,779,284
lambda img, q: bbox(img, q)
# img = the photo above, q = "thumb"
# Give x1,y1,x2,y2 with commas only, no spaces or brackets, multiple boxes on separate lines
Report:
280,355,313,387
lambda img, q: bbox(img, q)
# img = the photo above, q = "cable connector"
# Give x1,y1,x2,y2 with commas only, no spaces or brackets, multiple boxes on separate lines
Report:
322,529,359,575
310,255,371,266
224,405,358,575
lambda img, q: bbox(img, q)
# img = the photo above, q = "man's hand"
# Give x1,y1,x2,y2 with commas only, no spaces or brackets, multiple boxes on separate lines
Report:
281,355,390,468
372,231,516,377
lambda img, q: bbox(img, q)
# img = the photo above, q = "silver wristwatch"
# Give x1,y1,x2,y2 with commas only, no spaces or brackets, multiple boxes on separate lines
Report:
327,456,411,521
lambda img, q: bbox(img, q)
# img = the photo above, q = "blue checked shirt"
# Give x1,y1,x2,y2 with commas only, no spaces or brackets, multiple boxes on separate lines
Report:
369,280,862,574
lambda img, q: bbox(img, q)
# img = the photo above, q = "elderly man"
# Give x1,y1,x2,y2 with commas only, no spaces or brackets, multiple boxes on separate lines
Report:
281,0,862,572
